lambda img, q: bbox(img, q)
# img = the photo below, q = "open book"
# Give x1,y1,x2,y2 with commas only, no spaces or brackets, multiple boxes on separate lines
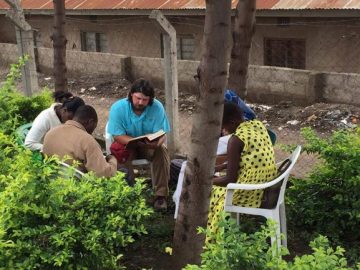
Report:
126,129,165,148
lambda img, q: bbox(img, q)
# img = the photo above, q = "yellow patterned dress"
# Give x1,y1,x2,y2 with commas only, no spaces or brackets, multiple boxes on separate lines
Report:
207,120,277,234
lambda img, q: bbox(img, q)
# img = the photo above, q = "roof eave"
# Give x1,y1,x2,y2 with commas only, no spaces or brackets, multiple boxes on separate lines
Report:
0,8,206,16
257,9,360,17
1,8,360,17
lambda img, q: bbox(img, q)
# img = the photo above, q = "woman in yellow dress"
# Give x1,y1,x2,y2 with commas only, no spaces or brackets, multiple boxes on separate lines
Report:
208,102,277,234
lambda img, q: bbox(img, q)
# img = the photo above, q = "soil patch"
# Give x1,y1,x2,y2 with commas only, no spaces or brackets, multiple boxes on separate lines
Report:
37,73,360,179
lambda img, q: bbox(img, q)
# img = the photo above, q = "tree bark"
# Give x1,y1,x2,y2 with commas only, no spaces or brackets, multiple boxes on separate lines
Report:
227,0,256,99
5,0,39,96
172,0,232,268
53,0,67,92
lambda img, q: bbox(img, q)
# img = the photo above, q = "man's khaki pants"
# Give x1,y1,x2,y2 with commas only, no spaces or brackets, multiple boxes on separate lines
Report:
126,144,170,197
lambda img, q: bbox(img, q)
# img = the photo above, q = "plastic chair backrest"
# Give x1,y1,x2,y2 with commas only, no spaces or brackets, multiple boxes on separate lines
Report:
267,128,277,145
104,122,112,155
59,161,84,180
260,159,290,208
260,146,301,209
277,146,301,207
16,123,33,144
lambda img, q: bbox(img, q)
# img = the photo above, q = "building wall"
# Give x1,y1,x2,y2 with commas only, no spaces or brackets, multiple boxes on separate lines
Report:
250,17,360,73
64,16,162,56
0,16,16,43
1,43,359,106
19,15,204,59
2,15,360,74
0,42,18,63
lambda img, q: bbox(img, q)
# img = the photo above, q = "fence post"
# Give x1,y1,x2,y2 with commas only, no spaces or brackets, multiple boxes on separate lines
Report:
15,27,39,96
149,10,179,158
6,0,38,96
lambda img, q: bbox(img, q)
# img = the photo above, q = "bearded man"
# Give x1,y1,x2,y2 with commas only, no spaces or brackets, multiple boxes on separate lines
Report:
107,78,170,210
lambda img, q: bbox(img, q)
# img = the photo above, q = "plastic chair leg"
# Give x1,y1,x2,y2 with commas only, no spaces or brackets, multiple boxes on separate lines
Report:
269,211,281,255
279,203,287,247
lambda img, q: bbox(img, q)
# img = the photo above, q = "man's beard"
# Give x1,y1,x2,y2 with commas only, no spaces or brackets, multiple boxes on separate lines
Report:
131,103,146,113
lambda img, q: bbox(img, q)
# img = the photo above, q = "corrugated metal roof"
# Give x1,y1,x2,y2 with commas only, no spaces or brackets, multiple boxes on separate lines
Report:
0,0,360,10
271,0,360,9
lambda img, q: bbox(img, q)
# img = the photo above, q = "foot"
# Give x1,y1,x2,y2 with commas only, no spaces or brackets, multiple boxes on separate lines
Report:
154,196,167,211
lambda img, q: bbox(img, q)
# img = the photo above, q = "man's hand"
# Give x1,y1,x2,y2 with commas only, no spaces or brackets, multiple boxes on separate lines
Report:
137,140,158,149
136,134,165,149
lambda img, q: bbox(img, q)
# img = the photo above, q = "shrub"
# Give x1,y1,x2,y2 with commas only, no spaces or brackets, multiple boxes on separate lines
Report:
0,132,152,269
184,213,355,270
0,57,52,134
287,127,360,262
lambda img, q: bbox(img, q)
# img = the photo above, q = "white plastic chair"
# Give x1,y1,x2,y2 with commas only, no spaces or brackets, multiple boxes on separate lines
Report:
224,145,302,250
59,161,84,179
173,160,187,219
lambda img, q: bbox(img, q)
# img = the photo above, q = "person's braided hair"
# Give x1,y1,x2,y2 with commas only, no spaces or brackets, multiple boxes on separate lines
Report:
53,91,73,103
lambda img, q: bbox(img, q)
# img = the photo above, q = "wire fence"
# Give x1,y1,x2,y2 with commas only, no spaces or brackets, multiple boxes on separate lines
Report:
3,15,359,180
12,16,354,75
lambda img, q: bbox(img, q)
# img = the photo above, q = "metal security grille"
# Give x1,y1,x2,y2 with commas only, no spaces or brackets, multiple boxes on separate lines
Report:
264,38,306,69
160,34,195,60
80,31,107,53
177,36,195,60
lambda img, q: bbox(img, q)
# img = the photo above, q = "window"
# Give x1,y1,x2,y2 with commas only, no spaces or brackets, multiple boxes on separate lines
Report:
277,17,290,27
177,36,195,60
80,31,107,52
161,34,195,60
264,38,305,69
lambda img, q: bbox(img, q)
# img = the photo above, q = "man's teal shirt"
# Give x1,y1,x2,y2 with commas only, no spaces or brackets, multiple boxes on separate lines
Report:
107,98,170,137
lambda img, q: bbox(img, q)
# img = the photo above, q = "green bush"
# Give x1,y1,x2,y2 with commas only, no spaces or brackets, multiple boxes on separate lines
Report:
0,132,152,269
0,132,24,191
287,127,360,262
184,213,356,270
0,57,52,134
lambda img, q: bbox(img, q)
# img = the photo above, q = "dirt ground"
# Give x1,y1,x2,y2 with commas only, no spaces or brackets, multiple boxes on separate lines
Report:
35,73,359,179
1,67,359,175
1,68,357,177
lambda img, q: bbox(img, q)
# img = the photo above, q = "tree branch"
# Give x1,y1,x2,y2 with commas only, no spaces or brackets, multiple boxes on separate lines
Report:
4,0,32,31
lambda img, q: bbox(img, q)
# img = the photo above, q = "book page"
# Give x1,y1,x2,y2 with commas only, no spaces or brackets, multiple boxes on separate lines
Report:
146,129,165,141
127,135,147,144
126,129,165,148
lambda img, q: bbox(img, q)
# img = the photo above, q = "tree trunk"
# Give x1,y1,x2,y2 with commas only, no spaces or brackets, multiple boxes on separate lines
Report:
227,0,256,99
172,0,232,268
53,0,67,92
5,0,39,96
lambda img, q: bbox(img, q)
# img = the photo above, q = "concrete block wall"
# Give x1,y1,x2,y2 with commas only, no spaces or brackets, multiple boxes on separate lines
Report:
36,47,128,76
131,56,164,86
0,43,359,106
177,60,199,92
0,43,18,64
131,56,199,91
247,65,316,105
36,47,52,73
322,72,360,105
